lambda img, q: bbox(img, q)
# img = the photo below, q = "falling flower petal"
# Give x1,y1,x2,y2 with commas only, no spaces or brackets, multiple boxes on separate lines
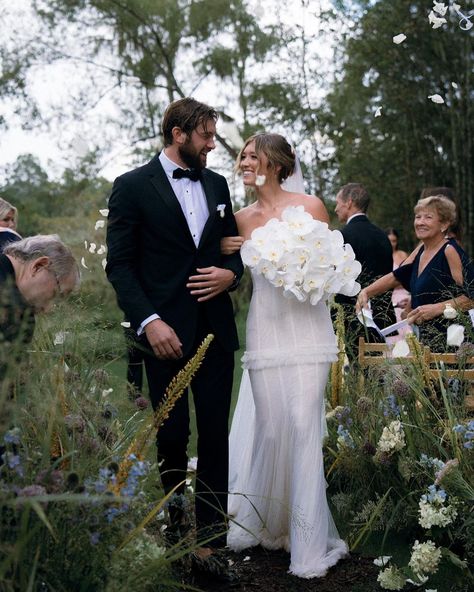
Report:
228,559,234,566
95,220,105,230
392,339,410,358
374,106,382,117
393,33,406,44
101,258,107,270
97,245,106,255
53,331,68,345
432,2,448,16
255,175,266,187
81,257,88,269
428,94,445,104
447,324,465,347
89,242,97,254
120,321,131,328
428,10,447,28
84,240,88,250
99,209,109,217
451,82,458,89
243,556,251,562
374,556,392,567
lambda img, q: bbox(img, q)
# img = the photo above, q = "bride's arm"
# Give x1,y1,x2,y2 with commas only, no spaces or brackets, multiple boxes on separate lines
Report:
220,209,247,255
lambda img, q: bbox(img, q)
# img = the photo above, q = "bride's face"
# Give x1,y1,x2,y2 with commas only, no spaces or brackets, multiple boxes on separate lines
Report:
240,141,271,186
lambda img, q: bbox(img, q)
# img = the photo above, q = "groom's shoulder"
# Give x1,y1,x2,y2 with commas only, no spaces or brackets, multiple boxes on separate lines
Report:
113,158,158,187
203,167,228,185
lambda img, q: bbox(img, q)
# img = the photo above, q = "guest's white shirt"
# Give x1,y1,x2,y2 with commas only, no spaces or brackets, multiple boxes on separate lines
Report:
138,151,210,335
347,212,366,224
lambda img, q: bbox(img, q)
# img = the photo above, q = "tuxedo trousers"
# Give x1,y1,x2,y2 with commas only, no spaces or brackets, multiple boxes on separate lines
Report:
143,307,234,547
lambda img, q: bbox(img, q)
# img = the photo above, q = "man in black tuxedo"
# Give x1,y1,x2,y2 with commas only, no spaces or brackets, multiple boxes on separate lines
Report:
334,183,395,359
106,98,243,565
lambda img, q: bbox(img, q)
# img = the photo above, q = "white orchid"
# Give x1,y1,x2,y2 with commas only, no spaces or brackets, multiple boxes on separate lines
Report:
241,206,361,306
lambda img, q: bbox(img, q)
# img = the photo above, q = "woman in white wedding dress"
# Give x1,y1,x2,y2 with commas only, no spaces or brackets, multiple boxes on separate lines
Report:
223,133,348,578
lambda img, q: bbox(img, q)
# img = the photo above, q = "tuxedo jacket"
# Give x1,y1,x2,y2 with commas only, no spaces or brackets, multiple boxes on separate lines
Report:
106,154,244,356
336,215,395,324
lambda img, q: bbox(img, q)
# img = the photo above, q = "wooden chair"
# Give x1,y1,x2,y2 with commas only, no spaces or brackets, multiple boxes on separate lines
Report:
427,351,474,410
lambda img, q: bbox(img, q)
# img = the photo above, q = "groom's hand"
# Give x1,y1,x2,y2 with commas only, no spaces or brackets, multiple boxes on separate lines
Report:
145,319,183,360
187,267,235,302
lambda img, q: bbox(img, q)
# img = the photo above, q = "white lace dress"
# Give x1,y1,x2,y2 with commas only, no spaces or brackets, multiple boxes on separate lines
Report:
227,268,348,578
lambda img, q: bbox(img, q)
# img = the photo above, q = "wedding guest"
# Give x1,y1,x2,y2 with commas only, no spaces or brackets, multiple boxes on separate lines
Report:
0,197,21,251
334,183,395,358
385,228,411,342
106,97,243,582
357,196,474,349
0,235,79,377
420,187,462,244
223,133,348,578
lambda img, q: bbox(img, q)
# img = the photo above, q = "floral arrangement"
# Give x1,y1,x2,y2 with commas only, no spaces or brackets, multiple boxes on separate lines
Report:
240,206,361,305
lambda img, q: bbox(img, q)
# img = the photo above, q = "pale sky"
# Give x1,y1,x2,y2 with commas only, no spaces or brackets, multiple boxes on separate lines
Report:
0,0,336,182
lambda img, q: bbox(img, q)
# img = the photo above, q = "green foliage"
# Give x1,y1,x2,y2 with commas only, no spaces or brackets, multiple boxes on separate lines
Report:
323,0,473,253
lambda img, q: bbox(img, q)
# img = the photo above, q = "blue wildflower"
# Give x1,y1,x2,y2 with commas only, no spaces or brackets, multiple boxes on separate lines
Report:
3,428,20,445
453,424,466,434
90,532,100,545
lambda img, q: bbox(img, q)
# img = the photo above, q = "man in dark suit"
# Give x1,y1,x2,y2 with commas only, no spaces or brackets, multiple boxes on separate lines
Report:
334,183,395,359
106,98,243,571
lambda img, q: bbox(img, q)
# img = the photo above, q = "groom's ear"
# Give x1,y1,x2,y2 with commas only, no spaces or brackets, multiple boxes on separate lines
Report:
172,126,187,145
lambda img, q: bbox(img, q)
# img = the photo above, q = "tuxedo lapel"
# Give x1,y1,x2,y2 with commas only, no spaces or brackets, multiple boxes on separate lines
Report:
148,156,196,246
198,170,218,248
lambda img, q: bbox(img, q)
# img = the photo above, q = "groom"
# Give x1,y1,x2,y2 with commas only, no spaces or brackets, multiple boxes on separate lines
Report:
106,98,243,565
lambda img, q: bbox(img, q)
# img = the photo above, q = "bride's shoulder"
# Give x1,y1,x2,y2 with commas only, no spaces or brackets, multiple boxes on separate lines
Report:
290,194,329,223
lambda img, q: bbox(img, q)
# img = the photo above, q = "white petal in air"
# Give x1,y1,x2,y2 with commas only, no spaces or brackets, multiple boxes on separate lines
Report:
392,339,410,358
393,33,406,44
447,324,465,347
374,106,382,117
451,82,458,89
99,209,109,217
432,2,448,16
428,10,447,28
101,258,107,270
428,94,445,104
120,321,131,328
95,220,105,230
81,257,88,269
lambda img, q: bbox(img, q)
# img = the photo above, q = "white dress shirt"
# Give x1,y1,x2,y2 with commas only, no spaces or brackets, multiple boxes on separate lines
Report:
138,151,210,335
347,212,367,224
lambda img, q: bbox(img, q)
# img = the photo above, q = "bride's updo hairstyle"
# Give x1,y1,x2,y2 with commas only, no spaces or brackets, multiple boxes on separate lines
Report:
237,133,295,183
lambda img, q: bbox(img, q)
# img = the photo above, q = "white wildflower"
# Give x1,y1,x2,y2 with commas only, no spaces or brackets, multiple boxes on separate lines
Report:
409,540,441,576
377,565,406,590
53,331,68,345
377,420,406,454
392,33,406,44
418,498,457,529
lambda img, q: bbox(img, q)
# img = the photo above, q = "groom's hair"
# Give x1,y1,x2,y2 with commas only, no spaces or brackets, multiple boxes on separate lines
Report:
338,183,370,213
162,98,218,146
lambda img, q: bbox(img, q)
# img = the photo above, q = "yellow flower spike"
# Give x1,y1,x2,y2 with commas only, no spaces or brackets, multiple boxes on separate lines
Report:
111,334,214,496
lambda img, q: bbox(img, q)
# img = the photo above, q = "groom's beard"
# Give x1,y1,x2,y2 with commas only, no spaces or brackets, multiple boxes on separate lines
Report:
178,141,206,170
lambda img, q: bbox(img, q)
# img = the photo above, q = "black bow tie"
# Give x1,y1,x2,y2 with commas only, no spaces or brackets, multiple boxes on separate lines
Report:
172,168,202,182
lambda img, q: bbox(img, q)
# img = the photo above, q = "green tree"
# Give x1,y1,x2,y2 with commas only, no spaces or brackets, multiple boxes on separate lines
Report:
323,0,473,254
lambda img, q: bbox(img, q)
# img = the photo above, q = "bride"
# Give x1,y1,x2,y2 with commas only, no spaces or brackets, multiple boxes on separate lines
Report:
222,133,348,578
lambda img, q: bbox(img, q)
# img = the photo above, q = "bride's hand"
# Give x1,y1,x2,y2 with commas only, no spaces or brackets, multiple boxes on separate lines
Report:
221,236,244,255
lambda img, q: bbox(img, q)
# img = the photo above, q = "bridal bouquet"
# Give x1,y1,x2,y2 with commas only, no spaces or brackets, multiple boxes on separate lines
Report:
240,206,361,305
